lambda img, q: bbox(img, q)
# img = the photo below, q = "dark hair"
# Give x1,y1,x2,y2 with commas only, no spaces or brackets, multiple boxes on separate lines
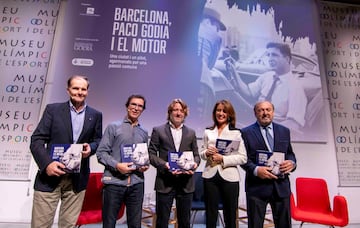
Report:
167,98,189,121
253,101,275,112
202,8,226,31
125,94,146,110
266,42,292,61
210,100,236,129
67,75,89,89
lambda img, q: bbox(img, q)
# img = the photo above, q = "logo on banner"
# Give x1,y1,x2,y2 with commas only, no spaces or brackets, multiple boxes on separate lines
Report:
72,58,94,66
74,42,93,51
86,8,94,15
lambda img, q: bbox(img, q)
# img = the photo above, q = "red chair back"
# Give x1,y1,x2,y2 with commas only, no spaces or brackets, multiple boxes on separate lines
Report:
296,177,331,213
291,177,349,227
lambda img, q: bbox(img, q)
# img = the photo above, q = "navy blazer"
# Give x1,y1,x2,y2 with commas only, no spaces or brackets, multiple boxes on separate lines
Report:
149,123,200,193
240,122,296,198
30,102,102,192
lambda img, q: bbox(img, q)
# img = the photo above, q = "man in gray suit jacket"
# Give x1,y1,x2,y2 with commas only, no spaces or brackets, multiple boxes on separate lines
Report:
30,75,102,228
241,101,296,228
149,98,200,228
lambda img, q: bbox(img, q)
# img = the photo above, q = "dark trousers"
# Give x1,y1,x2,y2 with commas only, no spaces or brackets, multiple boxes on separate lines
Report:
102,183,144,228
156,189,192,228
204,172,239,228
246,193,291,228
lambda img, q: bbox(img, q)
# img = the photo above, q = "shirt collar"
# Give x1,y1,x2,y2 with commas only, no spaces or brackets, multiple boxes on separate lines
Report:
69,101,87,114
124,117,140,126
277,71,292,80
169,121,183,129
257,121,273,130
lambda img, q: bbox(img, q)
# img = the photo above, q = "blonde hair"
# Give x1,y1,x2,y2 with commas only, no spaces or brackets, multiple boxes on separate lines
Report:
166,98,189,121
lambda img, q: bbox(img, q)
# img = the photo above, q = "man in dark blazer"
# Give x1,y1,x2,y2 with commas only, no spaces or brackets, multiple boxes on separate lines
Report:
30,75,102,228
149,98,200,228
241,101,296,228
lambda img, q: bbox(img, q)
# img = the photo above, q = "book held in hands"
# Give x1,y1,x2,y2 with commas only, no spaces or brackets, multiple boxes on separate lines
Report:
168,151,196,171
256,150,285,176
121,143,149,168
215,138,240,155
51,144,83,173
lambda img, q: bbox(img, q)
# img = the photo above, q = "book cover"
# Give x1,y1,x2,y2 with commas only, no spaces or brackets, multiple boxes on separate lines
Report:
50,144,83,173
256,150,285,176
121,143,149,168
168,151,195,171
215,138,240,155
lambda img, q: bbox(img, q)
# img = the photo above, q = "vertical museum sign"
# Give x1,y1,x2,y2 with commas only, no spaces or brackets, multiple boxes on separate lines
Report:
320,1,360,186
0,1,59,180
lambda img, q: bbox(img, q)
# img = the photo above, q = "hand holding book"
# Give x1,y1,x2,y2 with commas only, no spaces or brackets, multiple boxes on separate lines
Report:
121,143,149,169
168,151,196,172
256,150,285,177
116,162,137,174
51,144,83,173
205,146,222,166
46,161,66,176
81,143,91,158
215,138,240,155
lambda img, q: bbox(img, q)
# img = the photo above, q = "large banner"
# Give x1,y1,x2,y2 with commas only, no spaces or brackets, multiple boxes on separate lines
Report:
0,0,329,180
46,0,205,135
0,1,59,180
320,1,360,186
47,0,327,144
198,0,327,142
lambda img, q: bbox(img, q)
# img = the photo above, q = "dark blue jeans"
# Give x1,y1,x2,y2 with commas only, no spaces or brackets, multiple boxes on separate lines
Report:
102,183,144,228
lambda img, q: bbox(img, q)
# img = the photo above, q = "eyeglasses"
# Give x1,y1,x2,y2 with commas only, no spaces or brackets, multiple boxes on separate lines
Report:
129,103,144,110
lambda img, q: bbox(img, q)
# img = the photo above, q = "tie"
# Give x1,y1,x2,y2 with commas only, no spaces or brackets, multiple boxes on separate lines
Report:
265,74,279,101
264,127,274,152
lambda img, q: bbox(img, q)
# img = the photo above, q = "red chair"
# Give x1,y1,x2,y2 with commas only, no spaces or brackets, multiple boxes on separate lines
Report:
290,177,348,228
76,173,125,227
